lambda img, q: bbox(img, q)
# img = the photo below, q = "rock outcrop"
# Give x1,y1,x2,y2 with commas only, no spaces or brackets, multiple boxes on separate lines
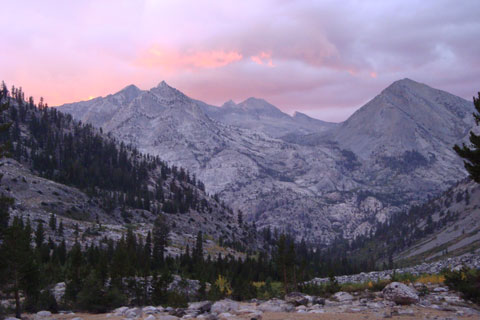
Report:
382,282,419,305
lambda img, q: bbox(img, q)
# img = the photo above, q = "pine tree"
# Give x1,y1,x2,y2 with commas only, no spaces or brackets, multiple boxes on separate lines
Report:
58,220,64,236
454,92,480,183
193,231,203,264
0,99,13,241
35,222,45,249
276,234,288,293
49,213,57,231
152,215,169,269
0,217,38,318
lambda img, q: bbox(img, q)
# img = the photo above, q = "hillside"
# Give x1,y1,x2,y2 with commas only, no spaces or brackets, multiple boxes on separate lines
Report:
0,85,255,254
329,179,480,268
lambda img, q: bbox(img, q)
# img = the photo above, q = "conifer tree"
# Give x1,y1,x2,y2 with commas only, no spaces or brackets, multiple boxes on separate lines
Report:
0,217,37,318
152,215,169,269
454,92,480,183
276,234,288,293
193,231,203,264
35,222,45,249
49,213,57,231
0,100,13,240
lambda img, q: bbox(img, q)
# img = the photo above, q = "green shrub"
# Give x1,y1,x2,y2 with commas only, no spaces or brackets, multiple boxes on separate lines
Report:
37,290,58,313
443,268,480,304
166,291,188,308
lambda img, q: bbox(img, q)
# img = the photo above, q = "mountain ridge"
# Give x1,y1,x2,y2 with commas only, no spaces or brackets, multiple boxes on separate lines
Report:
56,78,475,243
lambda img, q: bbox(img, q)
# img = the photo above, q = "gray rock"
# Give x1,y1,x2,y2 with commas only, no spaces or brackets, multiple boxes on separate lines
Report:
188,301,213,313
125,308,142,319
157,316,179,320
36,311,52,317
258,299,295,312
285,292,309,306
143,306,160,314
382,282,419,305
211,299,239,314
114,306,130,316
217,312,233,319
332,291,354,302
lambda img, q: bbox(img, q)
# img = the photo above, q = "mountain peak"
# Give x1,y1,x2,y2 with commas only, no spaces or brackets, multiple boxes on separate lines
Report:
114,84,142,101
150,80,188,101
382,78,428,94
157,80,170,88
237,97,288,118
221,99,237,108
117,84,140,93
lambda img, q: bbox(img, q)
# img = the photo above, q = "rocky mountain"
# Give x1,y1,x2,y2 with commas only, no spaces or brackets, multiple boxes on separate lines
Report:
56,79,475,243
1,90,255,256
200,97,336,138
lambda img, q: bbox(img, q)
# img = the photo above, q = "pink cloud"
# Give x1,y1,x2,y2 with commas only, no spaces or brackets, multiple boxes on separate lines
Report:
0,1,479,122
137,46,243,71
251,52,274,67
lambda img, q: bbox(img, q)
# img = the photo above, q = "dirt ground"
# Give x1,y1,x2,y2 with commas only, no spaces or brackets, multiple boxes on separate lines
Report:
41,305,478,320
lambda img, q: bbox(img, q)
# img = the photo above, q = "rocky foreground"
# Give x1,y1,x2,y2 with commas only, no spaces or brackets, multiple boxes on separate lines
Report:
11,281,480,320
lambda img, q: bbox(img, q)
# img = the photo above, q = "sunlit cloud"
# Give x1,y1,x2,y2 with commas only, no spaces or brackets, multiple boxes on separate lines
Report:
251,52,274,67
137,46,243,71
0,0,479,121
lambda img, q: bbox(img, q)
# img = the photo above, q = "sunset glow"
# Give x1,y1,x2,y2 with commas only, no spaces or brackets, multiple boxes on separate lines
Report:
1,0,479,121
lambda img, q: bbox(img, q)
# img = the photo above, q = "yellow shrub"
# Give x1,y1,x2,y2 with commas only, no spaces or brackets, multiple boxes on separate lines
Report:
252,281,265,289
215,275,232,295
416,274,445,284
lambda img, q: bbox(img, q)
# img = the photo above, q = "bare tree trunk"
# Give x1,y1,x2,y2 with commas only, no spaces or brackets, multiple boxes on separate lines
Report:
283,266,288,294
293,266,298,291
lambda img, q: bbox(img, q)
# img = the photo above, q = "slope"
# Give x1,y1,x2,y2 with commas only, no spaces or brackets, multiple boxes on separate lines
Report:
1,85,254,254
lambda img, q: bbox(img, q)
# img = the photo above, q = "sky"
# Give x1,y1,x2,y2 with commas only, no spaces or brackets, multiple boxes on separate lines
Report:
1,0,479,122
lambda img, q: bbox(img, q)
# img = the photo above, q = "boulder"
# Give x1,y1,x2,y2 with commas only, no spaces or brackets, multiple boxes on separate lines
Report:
332,291,354,302
188,301,213,313
168,308,185,317
211,299,239,314
114,306,129,316
51,282,66,303
36,311,52,318
218,312,233,319
197,314,219,320
125,307,143,319
144,316,156,320
382,282,419,305
433,286,448,292
285,292,309,306
258,299,295,312
310,296,325,305
157,316,179,320
142,306,160,314
5,318,21,320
